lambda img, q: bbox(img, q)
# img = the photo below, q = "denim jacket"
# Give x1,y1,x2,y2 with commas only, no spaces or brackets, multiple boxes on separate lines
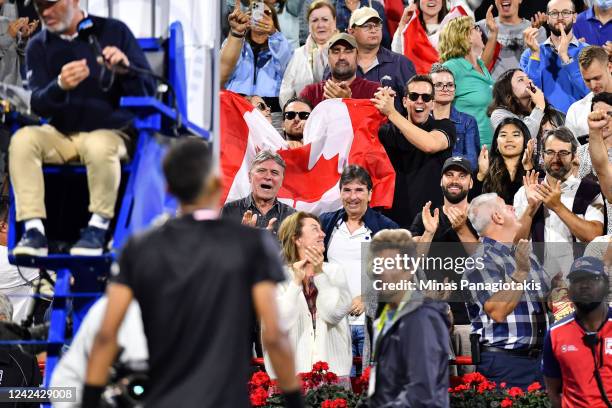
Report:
450,107,480,169
224,32,293,97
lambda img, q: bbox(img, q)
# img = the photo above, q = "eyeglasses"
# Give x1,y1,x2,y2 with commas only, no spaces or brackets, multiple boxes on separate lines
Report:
357,22,382,31
256,102,269,111
547,10,574,19
284,111,310,120
543,150,572,158
434,82,455,90
407,92,433,102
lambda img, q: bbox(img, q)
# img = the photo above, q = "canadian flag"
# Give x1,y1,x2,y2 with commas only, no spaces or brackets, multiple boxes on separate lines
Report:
220,91,395,215
402,5,469,74
385,0,405,42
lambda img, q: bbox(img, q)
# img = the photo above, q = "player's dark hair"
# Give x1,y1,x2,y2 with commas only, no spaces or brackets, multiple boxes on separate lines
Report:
163,138,213,204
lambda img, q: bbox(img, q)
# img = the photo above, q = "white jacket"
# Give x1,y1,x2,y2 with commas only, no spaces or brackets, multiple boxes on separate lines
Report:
264,262,352,377
279,35,329,108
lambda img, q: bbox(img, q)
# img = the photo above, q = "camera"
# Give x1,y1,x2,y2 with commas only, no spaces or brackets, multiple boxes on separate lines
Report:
101,359,149,408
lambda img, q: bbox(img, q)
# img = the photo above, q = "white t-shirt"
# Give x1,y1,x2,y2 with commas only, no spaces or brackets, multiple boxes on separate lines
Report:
50,298,148,408
514,175,605,279
327,221,372,325
0,246,38,289
566,92,594,140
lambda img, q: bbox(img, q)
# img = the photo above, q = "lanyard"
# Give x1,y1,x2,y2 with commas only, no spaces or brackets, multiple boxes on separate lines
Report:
372,302,406,361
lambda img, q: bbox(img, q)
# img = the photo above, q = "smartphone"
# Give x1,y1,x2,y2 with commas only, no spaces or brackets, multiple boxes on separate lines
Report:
251,0,265,26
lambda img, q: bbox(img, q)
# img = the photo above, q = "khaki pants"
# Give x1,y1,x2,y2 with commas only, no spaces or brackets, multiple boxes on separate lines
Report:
9,125,128,221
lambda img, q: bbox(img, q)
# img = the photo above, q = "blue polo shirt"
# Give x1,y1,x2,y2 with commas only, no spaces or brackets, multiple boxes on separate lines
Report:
573,7,612,47
520,36,590,114
357,46,416,114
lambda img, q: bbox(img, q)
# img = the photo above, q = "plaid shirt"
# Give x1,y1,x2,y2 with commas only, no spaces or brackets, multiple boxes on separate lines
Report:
462,237,551,350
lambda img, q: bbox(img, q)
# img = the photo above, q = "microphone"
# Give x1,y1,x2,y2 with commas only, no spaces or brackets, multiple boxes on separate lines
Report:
77,17,107,66
75,17,183,132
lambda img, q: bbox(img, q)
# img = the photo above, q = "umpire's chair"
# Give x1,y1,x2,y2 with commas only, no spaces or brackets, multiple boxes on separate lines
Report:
3,21,209,386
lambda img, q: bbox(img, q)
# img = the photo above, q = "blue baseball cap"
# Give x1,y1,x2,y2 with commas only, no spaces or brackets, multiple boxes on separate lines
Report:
568,256,606,280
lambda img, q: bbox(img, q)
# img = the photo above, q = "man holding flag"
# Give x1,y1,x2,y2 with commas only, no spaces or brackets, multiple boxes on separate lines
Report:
220,90,396,217
372,75,456,228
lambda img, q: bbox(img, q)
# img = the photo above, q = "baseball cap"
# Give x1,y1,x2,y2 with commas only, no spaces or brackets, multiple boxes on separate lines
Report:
442,156,473,175
568,256,606,281
328,32,358,49
349,7,382,27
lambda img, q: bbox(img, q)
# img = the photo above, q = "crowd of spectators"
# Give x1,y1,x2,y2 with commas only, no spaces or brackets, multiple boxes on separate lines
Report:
0,0,609,405
219,0,612,405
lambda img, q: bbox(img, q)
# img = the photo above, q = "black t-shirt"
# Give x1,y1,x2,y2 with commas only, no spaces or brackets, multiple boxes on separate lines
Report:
409,207,478,325
112,216,285,408
0,347,42,408
378,116,456,228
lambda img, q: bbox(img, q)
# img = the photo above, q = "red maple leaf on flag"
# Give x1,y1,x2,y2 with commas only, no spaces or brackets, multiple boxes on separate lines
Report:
277,145,340,205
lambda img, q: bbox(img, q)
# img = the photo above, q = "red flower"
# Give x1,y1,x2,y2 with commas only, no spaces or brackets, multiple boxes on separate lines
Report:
321,399,347,408
462,372,487,384
325,372,338,383
321,400,334,408
477,380,496,393
500,397,513,407
527,382,542,392
249,371,271,389
313,361,330,372
361,366,371,382
249,387,269,407
508,387,524,397
500,382,507,388
448,387,453,393
332,398,347,408
453,384,469,392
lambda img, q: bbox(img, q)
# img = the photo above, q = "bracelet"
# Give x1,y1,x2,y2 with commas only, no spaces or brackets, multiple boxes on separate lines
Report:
57,74,67,90
230,30,245,38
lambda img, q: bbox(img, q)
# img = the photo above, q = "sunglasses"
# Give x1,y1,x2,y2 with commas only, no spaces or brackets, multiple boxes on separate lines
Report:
407,92,433,102
284,111,310,120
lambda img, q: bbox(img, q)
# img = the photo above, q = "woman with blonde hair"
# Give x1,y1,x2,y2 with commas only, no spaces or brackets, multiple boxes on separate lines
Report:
440,15,494,149
263,212,352,378
279,0,337,107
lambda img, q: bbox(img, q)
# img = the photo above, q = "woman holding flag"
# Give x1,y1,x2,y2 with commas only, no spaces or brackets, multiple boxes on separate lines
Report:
390,0,478,74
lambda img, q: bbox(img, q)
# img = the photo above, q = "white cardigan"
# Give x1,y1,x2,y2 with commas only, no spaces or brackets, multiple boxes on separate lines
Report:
264,262,352,377
279,35,329,108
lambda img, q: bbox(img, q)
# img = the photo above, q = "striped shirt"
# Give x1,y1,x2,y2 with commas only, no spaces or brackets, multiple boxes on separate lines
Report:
463,237,551,350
